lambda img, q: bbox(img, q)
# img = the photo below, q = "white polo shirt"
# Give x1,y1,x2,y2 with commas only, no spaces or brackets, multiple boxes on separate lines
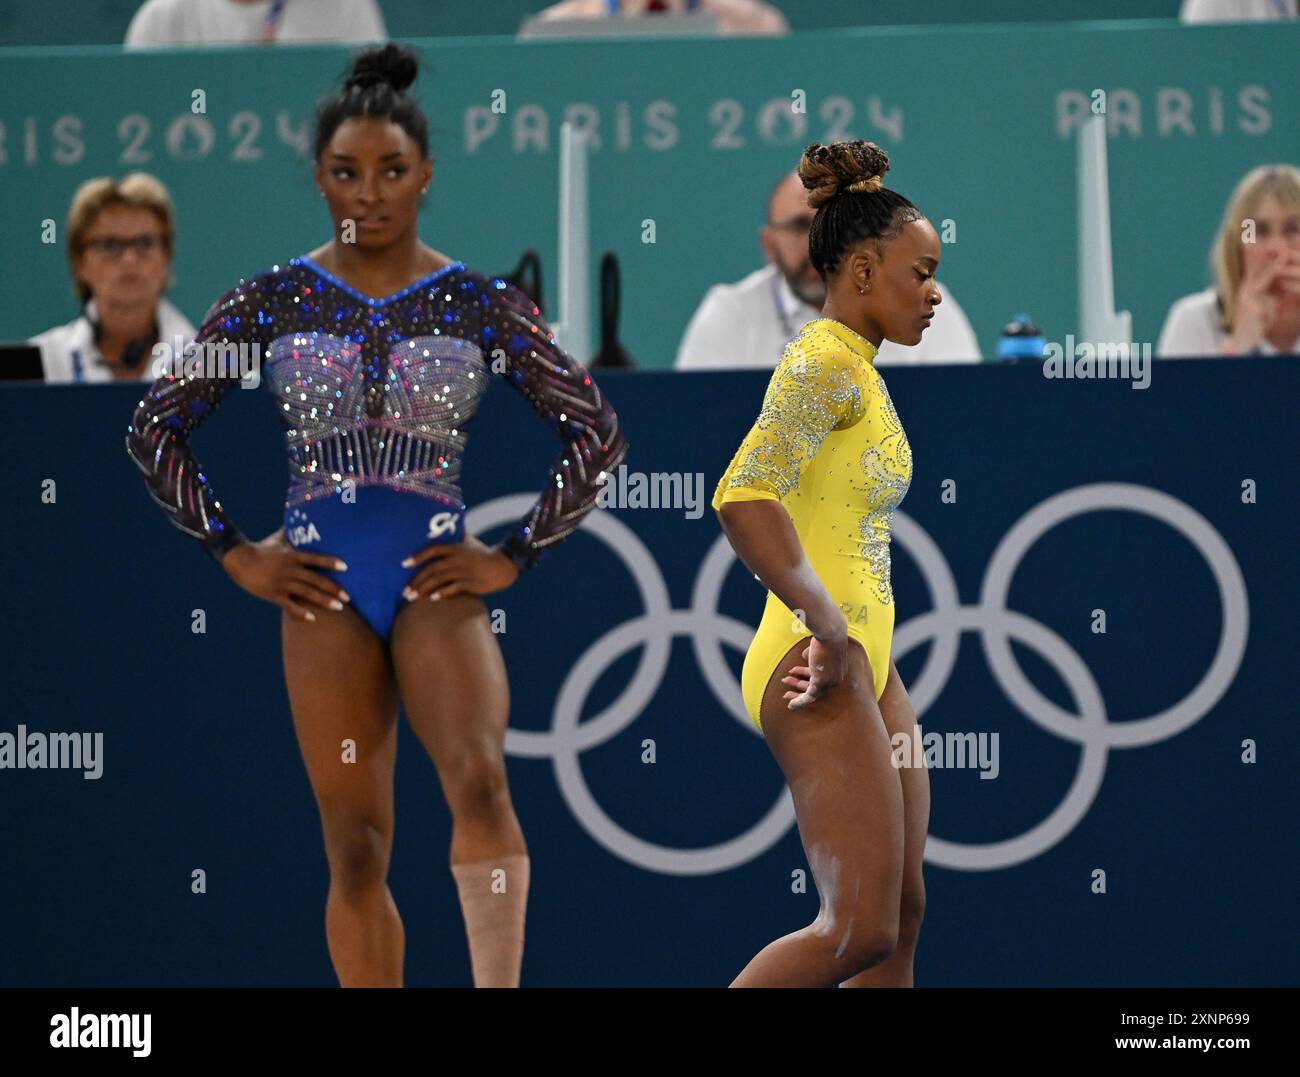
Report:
1180,0,1297,23
30,297,197,384
1156,287,1300,357
125,0,387,47
674,262,982,369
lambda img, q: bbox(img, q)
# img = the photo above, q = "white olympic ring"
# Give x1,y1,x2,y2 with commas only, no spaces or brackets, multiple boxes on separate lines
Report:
469,482,1248,875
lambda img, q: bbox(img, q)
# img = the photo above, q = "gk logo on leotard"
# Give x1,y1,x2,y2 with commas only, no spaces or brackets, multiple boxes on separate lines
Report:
468,485,1248,876
427,512,461,540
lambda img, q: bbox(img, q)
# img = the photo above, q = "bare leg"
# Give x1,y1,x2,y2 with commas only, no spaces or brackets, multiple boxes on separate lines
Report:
840,660,929,987
731,637,905,987
281,605,403,987
391,594,528,985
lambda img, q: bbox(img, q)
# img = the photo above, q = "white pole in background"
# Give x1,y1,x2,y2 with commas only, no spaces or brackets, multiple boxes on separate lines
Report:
554,121,591,361
1077,113,1132,349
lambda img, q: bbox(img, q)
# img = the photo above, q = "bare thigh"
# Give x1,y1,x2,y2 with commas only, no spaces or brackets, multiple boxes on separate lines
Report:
876,661,930,920
759,636,906,952
280,603,400,867
389,595,518,843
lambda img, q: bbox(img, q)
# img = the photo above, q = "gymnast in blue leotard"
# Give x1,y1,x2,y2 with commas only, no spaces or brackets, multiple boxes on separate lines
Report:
131,250,606,642
123,43,627,988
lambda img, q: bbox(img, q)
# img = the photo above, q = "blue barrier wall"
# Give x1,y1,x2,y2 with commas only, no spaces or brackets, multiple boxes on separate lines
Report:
1,356,1297,986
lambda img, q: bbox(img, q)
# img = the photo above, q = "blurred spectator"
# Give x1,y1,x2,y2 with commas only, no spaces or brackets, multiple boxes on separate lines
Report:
1157,164,1300,357
30,174,196,384
676,170,980,369
533,0,788,35
125,0,386,48
1179,0,1297,23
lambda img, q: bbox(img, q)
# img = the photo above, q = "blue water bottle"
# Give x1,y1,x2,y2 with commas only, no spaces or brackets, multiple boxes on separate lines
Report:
997,314,1046,360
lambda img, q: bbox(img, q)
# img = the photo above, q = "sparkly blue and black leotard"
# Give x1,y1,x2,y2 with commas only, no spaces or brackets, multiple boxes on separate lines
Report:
126,255,628,640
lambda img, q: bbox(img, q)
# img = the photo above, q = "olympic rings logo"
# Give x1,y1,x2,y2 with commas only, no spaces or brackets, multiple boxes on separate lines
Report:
468,483,1248,876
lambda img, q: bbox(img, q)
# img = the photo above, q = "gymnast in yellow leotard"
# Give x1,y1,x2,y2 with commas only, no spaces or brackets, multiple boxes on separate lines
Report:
712,317,911,730
713,140,938,989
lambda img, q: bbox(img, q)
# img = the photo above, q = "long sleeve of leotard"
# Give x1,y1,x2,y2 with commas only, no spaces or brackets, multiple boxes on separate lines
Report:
124,281,257,564
712,342,866,509
479,280,629,574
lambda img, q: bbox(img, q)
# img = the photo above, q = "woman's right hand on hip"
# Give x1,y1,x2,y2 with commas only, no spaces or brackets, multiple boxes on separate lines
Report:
222,529,350,623
783,632,849,709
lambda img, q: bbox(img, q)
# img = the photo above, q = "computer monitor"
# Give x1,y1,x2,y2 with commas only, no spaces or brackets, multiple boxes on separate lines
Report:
0,344,45,382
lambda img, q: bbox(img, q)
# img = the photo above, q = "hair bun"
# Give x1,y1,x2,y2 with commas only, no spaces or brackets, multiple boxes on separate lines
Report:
797,141,891,210
344,43,419,95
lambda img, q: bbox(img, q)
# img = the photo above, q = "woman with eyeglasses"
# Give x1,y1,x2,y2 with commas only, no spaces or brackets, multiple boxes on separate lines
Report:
29,173,196,384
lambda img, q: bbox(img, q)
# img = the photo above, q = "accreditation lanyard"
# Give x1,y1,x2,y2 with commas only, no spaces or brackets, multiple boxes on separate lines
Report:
770,271,798,339
605,0,703,11
261,0,288,43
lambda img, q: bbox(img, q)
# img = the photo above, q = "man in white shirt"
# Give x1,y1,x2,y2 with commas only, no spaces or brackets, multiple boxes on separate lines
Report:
32,296,196,384
125,0,386,48
1179,0,1297,23
675,170,982,370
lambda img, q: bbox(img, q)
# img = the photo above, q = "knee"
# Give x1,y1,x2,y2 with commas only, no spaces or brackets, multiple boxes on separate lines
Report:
443,754,510,819
899,885,926,941
814,912,899,973
849,924,900,971
840,929,899,973
321,815,390,888
841,886,924,968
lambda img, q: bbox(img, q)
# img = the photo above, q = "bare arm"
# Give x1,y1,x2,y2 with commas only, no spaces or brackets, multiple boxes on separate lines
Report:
712,342,867,707
717,498,849,708
716,499,847,642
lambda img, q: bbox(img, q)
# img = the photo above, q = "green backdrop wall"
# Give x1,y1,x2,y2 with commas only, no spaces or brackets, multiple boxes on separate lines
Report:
2,20,1295,367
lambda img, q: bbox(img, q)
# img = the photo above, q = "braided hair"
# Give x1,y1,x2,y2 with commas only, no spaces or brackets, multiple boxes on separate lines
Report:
798,141,923,279
313,43,430,161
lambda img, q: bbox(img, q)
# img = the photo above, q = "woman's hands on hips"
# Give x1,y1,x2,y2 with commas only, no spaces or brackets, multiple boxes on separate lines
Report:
781,631,849,709
401,533,520,601
222,528,350,623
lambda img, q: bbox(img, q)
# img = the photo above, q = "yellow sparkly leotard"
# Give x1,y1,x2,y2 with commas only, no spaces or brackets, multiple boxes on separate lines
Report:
712,318,912,732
